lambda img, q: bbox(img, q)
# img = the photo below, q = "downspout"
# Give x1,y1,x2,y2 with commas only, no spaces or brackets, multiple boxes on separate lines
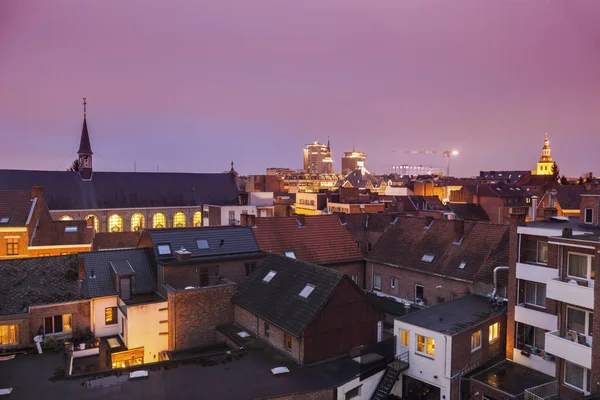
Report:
371,262,374,290
298,338,301,364
172,292,176,350
491,266,509,302
256,314,259,337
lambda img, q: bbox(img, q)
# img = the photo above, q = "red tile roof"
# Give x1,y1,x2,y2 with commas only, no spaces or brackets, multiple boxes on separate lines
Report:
0,190,34,227
253,215,363,265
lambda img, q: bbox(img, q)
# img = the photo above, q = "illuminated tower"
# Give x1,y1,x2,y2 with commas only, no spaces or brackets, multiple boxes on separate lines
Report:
77,97,94,181
535,133,553,176
341,149,367,175
303,138,333,174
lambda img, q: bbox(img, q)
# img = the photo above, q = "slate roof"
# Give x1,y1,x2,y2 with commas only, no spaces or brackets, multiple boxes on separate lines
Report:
341,169,380,188
341,213,398,233
110,260,135,275
253,215,364,265
79,248,157,299
0,170,239,210
143,226,261,263
553,185,588,210
398,294,505,335
477,183,528,198
367,216,509,285
92,232,141,250
478,170,530,183
77,117,93,154
446,203,490,221
232,254,346,337
0,190,33,226
0,255,84,315
30,220,93,247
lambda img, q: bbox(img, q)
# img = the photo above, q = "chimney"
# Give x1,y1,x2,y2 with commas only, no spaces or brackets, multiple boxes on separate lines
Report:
562,228,573,238
530,196,538,221
543,207,558,220
454,219,465,236
240,213,256,227
31,186,44,201
78,258,85,281
296,215,306,227
174,247,192,261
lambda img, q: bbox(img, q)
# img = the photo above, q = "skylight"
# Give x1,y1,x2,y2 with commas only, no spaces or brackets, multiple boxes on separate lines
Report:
284,251,296,259
64,226,78,233
299,284,316,299
459,261,467,269
157,244,172,255
421,254,435,263
0,217,9,224
196,239,209,249
263,270,277,283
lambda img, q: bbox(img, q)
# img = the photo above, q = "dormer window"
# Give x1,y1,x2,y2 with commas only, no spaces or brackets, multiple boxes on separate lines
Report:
157,244,172,255
196,239,209,249
263,270,277,283
421,254,435,263
65,226,78,233
284,251,296,259
299,284,316,299
459,261,467,269
0,217,9,224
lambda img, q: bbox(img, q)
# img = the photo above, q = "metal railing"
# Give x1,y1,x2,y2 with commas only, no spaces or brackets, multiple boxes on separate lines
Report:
524,381,559,400
391,350,409,372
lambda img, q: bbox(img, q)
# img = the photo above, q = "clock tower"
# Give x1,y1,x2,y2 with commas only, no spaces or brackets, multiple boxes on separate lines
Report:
77,97,93,180
535,133,553,176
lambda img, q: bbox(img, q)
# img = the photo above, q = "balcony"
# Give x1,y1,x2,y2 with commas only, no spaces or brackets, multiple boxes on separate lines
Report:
516,263,558,284
545,330,591,370
514,304,557,331
546,278,594,309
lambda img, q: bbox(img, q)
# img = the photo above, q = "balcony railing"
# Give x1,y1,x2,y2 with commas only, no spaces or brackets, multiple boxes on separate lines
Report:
546,278,594,309
545,330,592,370
524,381,559,400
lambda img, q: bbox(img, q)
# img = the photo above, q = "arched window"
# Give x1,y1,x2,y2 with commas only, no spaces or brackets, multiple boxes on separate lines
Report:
85,214,99,232
131,213,145,231
59,215,73,221
173,212,186,228
193,211,202,227
108,214,123,232
152,212,166,229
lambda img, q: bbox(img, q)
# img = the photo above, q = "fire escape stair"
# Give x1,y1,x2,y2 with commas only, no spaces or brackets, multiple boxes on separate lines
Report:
370,352,409,400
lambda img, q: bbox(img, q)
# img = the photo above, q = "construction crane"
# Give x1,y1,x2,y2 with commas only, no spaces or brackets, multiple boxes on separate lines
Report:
391,149,463,177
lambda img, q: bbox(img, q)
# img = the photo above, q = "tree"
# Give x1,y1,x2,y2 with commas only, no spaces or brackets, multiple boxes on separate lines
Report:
67,159,80,172
560,175,568,185
551,162,560,183
578,177,585,185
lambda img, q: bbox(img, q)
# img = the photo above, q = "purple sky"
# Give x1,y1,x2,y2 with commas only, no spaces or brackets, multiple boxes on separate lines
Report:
1,1,599,177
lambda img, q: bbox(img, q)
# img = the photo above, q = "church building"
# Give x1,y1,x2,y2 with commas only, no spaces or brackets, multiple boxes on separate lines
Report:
533,133,555,176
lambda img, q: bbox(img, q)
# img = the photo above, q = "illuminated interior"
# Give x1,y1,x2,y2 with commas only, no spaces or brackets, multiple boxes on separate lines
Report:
152,212,166,229
131,213,145,231
108,214,123,232
173,212,186,228
85,214,99,232
59,215,73,221
193,211,202,227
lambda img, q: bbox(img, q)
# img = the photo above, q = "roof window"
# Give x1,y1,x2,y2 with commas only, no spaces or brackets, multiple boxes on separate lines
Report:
299,284,316,299
459,261,467,269
263,270,277,283
421,254,435,263
284,251,296,259
196,239,209,249
157,244,172,255
0,217,9,224
64,226,78,233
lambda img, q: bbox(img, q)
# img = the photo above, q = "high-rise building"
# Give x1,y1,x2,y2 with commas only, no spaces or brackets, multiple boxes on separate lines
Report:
341,150,366,175
303,139,333,174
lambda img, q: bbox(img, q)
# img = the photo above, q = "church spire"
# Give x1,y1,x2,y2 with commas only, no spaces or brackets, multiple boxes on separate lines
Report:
77,97,93,180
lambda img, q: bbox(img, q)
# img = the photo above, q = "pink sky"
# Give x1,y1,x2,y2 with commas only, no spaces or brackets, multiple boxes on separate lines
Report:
1,0,599,176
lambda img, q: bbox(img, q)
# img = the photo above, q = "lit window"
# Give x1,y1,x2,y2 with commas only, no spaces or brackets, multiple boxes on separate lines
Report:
458,261,467,269
105,307,118,325
6,238,19,256
44,314,72,334
131,213,145,231
421,254,435,263
152,212,167,229
196,239,209,249
59,215,73,221
416,334,435,357
85,214,98,232
108,214,123,232
471,330,482,352
0,217,10,224
173,212,186,228
157,244,171,255
299,284,316,298
568,253,593,280
0,324,18,345
64,226,78,233
400,330,409,347
263,270,277,283
193,211,202,227
284,251,296,259
284,333,293,350
489,322,499,343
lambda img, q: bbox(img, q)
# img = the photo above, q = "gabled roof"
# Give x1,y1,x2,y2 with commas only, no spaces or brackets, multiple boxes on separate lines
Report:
446,203,490,221
341,213,398,233
80,248,157,299
340,168,379,189
0,190,34,227
0,255,84,315
553,185,588,210
232,254,345,337
398,294,505,336
0,170,239,210
367,216,509,284
478,170,530,183
143,226,261,263
477,183,528,198
253,215,363,265
30,220,93,247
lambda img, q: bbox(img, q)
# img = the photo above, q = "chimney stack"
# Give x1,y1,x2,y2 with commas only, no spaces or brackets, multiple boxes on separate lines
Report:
31,186,44,201
78,258,85,281
562,228,573,238
240,213,256,227
543,207,558,220
530,196,538,221
174,247,192,261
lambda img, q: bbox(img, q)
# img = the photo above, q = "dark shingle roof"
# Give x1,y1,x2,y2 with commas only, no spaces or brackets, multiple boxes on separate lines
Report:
144,226,260,262
80,249,156,299
77,118,93,154
341,169,379,188
232,254,345,337
253,215,363,265
110,260,135,275
399,294,505,335
0,190,33,226
341,213,398,233
446,203,490,221
478,170,530,183
554,185,588,210
92,232,141,250
0,170,239,210
0,255,84,315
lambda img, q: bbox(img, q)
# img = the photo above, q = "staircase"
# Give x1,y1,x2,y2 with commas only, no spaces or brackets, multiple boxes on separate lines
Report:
370,351,409,400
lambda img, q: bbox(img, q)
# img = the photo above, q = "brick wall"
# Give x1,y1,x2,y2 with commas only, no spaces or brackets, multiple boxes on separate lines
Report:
506,212,526,360
168,282,236,351
367,261,474,305
0,231,29,259
591,247,600,395
0,313,30,350
580,195,599,225
29,300,91,344
261,388,335,400
327,261,366,289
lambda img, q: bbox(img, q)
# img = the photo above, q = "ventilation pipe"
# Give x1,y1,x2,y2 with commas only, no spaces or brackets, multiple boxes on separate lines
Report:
530,196,538,221
491,266,509,303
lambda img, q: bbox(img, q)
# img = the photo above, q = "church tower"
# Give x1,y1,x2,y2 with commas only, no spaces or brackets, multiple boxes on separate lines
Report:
77,97,93,180
535,133,554,176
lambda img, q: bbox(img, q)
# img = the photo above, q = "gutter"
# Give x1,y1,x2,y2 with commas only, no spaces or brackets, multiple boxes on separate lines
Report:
365,258,475,284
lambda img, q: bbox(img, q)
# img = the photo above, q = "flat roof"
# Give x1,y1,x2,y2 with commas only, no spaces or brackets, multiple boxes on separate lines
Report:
526,217,600,235
471,360,555,397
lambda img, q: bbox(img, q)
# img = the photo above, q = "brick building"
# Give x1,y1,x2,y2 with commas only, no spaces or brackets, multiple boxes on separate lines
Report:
366,216,510,306
340,213,398,256
451,183,530,224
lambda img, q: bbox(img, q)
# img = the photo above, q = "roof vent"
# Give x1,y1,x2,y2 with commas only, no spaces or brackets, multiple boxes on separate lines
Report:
562,228,573,238
271,366,290,375
174,247,192,261
89,268,96,279
220,239,225,247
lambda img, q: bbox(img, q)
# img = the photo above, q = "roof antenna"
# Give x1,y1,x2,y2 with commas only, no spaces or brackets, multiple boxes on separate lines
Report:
83,97,87,117
134,161,137,172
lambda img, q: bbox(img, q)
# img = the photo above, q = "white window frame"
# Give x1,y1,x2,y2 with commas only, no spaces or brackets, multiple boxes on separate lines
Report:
566,306,593,338
584,208,593,224
563,361,590,395
351,274,358,283
284,251,296,259
345,385,362,400
157,244,171,255
263,270,277,283
416,334,435,358
373,274,382,290
567,252,594,281
524,281,547,308
298,284,316,299
471,330,482,352
415,284,424,302
390,277,396,289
